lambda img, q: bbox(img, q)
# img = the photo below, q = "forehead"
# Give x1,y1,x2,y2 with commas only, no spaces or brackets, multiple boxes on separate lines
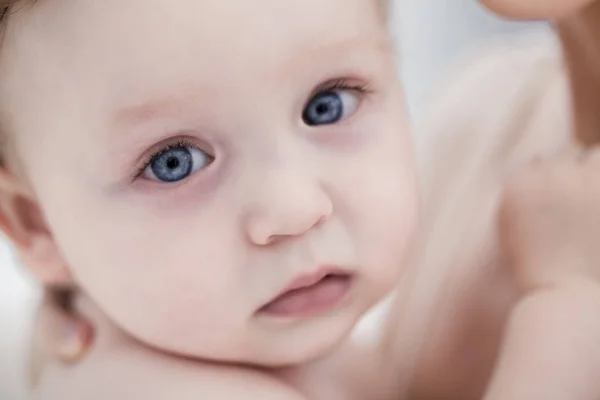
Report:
0,0,387,127
2,0,386,84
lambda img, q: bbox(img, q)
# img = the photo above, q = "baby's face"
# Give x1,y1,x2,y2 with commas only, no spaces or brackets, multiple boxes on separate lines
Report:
0,0,417,365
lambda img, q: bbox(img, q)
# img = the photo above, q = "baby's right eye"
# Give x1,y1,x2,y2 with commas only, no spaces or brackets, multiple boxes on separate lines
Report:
142,144,213,183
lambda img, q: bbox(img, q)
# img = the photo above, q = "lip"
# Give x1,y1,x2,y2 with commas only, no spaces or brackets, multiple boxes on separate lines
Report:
258,266,354,318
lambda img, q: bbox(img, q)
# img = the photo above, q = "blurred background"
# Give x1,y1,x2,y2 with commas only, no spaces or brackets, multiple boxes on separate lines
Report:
0,1,548,399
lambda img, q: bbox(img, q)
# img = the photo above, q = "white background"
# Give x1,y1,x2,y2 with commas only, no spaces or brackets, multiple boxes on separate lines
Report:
0,1,547,399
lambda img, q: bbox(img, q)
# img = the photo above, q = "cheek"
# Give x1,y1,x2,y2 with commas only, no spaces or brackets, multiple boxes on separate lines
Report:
480,0,595,19
342,125,419,290
46,197,247,352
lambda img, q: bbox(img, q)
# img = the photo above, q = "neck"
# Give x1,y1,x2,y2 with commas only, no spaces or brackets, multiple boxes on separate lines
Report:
556,1,600,145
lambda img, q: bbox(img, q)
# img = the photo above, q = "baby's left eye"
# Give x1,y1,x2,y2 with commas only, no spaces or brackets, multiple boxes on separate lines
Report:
143,145,212,183
302,89,361,126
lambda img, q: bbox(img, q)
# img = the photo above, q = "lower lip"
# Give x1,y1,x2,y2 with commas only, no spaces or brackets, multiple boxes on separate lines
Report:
259,275,353,318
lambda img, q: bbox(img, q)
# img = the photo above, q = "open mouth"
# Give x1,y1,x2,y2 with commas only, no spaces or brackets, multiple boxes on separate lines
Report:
258,273,353,318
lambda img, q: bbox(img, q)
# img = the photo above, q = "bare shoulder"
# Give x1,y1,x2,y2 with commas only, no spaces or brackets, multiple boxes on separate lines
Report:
34,344,306,400
391,33,573,400
420,32,564,130
416,32,572,233
416,32,570,185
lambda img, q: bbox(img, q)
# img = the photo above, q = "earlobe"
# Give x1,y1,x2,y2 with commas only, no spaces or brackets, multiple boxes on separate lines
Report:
0,168,73,286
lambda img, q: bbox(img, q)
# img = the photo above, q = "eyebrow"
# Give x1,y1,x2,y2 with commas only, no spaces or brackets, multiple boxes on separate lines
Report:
114,96,186,128
112,35,393,129
279,35,393,77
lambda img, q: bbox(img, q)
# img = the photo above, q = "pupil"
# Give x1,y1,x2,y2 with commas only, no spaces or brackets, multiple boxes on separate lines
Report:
166,157,180,170
316,103,329,115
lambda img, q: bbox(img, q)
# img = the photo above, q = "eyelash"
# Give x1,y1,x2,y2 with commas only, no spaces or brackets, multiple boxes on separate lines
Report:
132,138,204,181
131,79,371,182
312,78,371,97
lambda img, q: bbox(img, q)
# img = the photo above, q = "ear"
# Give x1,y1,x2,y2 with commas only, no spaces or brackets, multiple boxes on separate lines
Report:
0,168,72,286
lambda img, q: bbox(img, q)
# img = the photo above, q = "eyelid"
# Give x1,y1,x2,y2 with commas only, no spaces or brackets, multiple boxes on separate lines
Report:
310,77,372,98
131,136,212,182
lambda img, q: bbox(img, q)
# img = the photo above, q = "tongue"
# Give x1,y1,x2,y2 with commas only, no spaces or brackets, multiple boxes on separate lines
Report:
262,276,349,315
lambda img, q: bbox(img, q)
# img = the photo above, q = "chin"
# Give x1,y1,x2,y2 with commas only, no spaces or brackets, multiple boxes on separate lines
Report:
244,308,363,368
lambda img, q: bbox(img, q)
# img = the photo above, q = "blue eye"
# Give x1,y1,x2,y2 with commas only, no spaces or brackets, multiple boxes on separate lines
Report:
302,89,360,126
143,145,212,183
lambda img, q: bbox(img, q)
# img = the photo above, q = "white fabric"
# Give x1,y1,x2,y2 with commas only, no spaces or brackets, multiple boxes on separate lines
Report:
0,240,40,400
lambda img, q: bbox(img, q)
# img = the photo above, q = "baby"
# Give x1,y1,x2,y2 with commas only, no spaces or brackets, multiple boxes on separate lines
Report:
0,0,417,398
6,0,600,399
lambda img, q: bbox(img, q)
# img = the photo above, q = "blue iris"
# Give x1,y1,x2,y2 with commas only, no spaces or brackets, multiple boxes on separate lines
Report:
303,91,344,126
150,147,193,183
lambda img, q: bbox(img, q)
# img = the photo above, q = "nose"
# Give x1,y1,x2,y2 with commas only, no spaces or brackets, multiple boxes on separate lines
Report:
244,169,333,246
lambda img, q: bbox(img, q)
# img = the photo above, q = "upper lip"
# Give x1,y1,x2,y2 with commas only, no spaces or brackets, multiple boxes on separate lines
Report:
271,265,350,300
